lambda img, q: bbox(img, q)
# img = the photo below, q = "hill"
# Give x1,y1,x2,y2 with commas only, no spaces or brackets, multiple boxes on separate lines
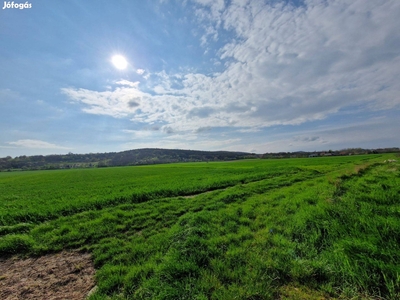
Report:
0,148,258,171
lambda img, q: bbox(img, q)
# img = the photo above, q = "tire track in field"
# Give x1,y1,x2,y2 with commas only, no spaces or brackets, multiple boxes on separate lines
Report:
330,162,382,201
179,161,385,203
0,172,284,229
181,170,325,201
1,161,376,230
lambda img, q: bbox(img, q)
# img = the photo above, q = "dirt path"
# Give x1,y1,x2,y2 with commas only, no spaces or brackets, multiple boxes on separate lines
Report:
0,251,96,300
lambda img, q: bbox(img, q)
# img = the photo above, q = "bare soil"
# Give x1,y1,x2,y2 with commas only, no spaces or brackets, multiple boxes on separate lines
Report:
0,251,96,300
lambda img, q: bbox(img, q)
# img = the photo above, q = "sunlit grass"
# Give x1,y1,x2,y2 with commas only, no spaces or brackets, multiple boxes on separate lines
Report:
1,154,399,299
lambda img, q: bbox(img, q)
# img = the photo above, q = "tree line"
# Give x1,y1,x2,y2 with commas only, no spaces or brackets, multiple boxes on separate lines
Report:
0,148,257,171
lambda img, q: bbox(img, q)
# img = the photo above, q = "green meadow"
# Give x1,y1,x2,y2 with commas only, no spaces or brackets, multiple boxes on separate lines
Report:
1,154,399,299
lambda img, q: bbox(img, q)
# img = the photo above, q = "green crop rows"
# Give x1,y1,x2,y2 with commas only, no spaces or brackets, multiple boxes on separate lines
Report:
1,154,399,299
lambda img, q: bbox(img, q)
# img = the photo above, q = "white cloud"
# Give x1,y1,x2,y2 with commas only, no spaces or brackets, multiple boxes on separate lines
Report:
63,0,400,140
7,139,70,150
136,69,145,75
115,80,139,87
61,81,146,118
237,127,262,133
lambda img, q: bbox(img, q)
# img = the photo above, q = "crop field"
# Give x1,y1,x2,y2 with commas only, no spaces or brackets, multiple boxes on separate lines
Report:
0,154,399,299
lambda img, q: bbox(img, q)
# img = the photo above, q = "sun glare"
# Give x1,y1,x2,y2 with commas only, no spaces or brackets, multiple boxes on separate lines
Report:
111,55,128,70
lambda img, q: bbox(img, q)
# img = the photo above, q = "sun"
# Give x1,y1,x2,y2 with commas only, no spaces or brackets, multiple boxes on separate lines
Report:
111,55,128,70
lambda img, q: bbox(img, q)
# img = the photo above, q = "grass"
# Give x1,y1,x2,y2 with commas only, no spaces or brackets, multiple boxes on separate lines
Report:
1,154,399,299
0,159,320,226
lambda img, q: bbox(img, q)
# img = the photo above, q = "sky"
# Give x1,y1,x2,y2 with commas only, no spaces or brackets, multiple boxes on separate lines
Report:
1,0,399,157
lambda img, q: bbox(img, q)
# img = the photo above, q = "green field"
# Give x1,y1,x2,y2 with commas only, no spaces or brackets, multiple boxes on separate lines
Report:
1,154,399,299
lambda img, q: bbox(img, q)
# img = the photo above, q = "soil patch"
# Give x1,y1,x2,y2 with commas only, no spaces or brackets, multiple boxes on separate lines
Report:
0,251,96,300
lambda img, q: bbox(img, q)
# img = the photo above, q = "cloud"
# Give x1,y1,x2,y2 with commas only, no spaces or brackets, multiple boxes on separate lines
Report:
247,114,400,153
116,80,139,87
148,124,161,131
63,0,400,138
293,136,328,144
195,126,212,133
122,129,156,139
237,127,262,133
187,106,215,118
61,81,145,118
163,126,175,134
128,97,140,108
7,139,70,150
0,88,20,102
136,69,145,75
302,136,321,142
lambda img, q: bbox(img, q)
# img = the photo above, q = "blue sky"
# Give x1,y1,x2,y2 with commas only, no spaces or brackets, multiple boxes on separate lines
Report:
1,0,399,157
